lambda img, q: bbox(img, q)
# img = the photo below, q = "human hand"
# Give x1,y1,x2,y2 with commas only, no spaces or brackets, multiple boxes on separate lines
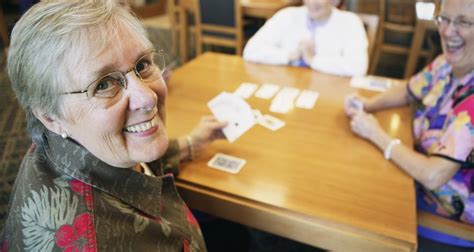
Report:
288,49,301,62
344,94,368,117
188,116,227,158
299,38,315,65
349,111,382,140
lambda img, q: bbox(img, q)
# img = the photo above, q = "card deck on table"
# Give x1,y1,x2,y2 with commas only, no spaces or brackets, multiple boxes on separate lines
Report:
295,90,319,109
207,153,246,174
258,114,286,131
208,92,256,143
254,83,280,99
234,82,258,99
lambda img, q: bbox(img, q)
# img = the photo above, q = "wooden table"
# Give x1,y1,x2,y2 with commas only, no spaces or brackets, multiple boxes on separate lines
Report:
167,53,417,252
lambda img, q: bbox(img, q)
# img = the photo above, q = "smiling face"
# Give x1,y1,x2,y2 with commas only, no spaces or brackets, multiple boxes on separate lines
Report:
438,0,474,77
304,0,333,22
55,24,169,168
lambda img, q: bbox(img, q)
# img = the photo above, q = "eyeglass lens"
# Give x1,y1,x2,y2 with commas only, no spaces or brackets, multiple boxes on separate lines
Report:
89,51,165,98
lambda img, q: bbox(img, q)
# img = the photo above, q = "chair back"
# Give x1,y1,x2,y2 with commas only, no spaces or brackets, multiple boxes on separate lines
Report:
357,13,379,72
193,0,243,55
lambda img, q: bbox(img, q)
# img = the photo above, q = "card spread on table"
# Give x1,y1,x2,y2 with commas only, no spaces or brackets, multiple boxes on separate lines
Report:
234,82,258,99
258,114,286,131
350,76,393,92
295,90,319,109
254,83,280,99
208,92,256,143
208,153,246,174
270,87,300,114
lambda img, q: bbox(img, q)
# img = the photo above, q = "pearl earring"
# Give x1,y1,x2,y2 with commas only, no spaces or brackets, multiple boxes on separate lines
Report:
61,132,68,139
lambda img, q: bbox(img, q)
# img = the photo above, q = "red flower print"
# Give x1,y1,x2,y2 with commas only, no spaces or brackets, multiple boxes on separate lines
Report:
184,204,198,226
0,240,8,252
69,180,94,211
55,213,96,252
69,180,86,196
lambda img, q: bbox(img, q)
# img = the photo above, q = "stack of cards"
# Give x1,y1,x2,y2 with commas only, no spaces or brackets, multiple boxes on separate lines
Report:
350,76,393,92
234,82,258,99
208,153,246,174
208,92,256,143
295,90,319,109
254,83,280,99
270,87,300,114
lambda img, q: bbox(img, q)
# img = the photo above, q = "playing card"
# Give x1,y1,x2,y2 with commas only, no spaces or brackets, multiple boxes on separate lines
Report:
258,114,286,131
350,76,393,92
207,153,246,174
254,83,280,99
295,90,319,109
208,92,256,143
234,82,258,99
270,87,300,114
345,95,364,112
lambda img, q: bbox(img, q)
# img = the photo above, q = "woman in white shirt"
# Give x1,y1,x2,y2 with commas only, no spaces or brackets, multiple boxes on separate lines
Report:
243,0,368,77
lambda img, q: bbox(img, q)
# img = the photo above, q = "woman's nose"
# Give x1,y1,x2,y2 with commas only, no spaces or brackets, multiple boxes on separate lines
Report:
125,73,158,111
441,21,459,37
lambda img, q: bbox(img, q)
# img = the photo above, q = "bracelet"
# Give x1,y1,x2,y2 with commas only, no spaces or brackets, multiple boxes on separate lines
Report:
185,135,194,161
384,139,401,160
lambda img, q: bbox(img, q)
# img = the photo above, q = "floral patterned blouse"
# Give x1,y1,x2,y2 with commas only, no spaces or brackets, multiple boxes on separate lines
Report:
407,55,474,225
0,131,206,251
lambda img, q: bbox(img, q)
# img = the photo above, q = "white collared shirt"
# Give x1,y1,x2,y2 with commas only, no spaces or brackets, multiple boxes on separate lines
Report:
243,6,369,77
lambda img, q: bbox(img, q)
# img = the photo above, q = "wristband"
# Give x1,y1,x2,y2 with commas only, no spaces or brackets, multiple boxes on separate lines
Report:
186,136,194,161
384,139,401,160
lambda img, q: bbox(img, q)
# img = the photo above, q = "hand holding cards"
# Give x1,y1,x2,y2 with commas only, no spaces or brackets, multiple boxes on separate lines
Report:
345,94,364,116
208,92,256,143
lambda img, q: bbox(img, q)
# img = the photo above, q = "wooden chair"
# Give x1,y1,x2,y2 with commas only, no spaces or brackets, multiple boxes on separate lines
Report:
357,13,379,75
193,0,243,56
417,210,474,243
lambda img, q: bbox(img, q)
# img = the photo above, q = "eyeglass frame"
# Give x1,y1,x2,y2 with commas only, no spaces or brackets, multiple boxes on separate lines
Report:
62,49,166,98
434,15,474,30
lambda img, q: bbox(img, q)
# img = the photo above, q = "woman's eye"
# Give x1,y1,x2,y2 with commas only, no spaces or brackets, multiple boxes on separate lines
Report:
96,80,111,91
136,59,152,73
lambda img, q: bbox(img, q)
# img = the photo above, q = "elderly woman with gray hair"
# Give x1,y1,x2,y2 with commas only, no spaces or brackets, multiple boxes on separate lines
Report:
0,0,227,250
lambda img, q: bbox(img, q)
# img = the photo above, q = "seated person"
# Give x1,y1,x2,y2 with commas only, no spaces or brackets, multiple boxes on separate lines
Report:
0,0,227,250
243,0,368,77
344,0,473,247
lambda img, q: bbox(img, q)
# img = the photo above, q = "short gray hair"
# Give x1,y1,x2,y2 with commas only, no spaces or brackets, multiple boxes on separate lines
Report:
7,0,152,145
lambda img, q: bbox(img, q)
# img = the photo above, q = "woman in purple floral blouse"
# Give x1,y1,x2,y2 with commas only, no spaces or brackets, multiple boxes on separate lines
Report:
344,0,474,248
0,0,227,251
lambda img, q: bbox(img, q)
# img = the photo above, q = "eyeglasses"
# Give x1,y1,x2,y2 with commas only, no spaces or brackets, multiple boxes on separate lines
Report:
63,50,165,98
434,15,474,30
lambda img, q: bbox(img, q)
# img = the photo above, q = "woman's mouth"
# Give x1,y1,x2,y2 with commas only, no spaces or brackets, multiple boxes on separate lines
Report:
124,116,158,133
445,39,465,53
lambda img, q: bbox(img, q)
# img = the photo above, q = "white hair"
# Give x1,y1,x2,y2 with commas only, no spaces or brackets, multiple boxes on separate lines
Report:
8,0,152,144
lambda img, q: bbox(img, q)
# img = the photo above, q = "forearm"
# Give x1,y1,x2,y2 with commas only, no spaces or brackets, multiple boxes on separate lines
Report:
364,82,410,112
369,128,460,190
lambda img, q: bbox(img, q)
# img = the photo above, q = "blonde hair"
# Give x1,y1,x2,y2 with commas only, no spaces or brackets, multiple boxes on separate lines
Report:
8,0,151,144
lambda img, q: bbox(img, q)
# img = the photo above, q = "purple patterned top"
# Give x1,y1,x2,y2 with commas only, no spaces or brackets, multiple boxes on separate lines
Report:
408,55,474,225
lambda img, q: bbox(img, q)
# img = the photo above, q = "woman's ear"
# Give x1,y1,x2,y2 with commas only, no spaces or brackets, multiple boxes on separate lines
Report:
33,109,64,136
